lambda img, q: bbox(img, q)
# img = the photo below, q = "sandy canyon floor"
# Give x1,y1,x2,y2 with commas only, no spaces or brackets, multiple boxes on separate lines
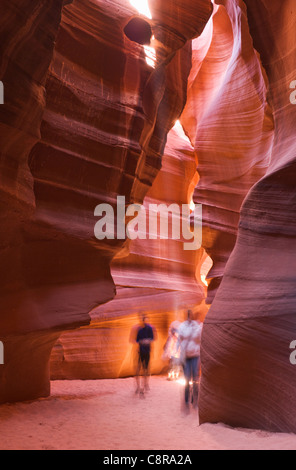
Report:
0,376,296,450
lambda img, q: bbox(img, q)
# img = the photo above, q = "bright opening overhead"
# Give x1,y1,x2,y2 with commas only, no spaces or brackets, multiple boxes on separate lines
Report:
129,0,152,19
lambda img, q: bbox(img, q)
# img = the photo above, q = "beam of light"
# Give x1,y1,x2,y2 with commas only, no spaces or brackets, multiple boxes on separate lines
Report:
201,274,208,287
144,36,156,67
176,378,193,386
172,120,193,146
129,0,152,19
200,256,213,287
177,378,186,386
129,1,155,67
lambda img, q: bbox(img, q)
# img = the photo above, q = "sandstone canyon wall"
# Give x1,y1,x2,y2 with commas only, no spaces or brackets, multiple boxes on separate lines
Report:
181,0,274,302
0,0,74,403
50,122,208,379
49,0,213,380
199,0,296,432
1,0,296,436
0,0,212,402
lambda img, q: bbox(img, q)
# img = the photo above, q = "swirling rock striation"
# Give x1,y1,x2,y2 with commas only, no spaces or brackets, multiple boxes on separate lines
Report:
0,0,212,401
0,0,70,403
181,1,274,302
50,123,208,379
199,0,296,433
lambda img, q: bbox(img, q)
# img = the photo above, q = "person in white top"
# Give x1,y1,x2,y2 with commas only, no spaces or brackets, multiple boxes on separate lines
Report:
162,321,181,380
177,309,203,409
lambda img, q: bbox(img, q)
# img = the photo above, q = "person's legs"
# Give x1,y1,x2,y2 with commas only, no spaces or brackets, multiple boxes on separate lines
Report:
135,354,142,393
143,352,150,391
183,359,191,404
183,357,199,406
190,356,198,381
171,357,179,379
191,356,199,407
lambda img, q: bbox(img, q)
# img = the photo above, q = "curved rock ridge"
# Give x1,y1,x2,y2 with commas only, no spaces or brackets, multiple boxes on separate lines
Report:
0,0,212,401
181,1,275,303
3,0,295,436
50,122,208,379
49,0,213,380
199,0,296,432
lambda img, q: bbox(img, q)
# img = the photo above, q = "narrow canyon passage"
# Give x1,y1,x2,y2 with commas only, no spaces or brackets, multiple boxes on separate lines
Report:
1,0,296,445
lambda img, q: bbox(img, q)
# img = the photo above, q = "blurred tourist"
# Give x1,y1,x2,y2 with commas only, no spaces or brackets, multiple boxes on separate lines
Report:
134,315,156,396
162,321,181,380
177,310,203,410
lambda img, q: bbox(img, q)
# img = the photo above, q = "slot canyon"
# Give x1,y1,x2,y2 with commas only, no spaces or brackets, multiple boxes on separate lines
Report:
0,0,296,441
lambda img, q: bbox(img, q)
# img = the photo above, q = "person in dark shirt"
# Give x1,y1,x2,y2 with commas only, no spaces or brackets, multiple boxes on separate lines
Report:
135,315,155,395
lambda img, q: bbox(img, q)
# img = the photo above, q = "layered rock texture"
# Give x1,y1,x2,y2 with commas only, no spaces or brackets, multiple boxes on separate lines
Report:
0,0,212,402
0,0,72,403
199,0,296,432
181,1,274,302
51,123,208,379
